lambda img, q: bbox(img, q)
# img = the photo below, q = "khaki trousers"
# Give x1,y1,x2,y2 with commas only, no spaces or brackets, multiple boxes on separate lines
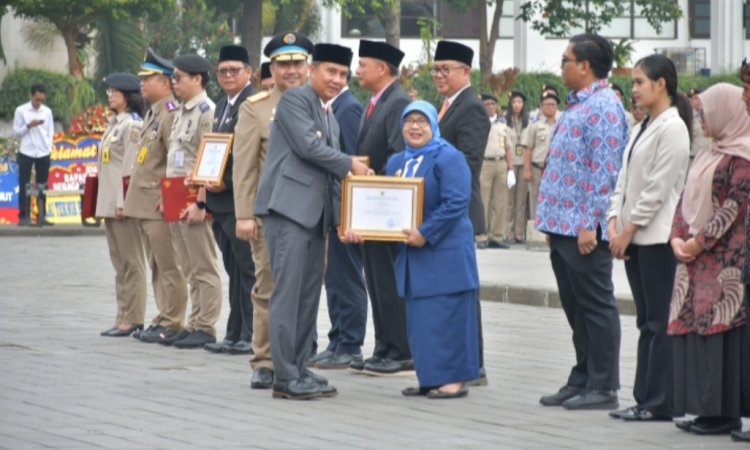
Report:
477,159,509,243
137,219,188,330
249,224,274,370
170,220,222,336
507,164,529,240
528,165,544,218
104,218,147,325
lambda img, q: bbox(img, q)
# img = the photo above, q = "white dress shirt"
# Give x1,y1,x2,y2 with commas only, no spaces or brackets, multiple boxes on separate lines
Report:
13,101,54,158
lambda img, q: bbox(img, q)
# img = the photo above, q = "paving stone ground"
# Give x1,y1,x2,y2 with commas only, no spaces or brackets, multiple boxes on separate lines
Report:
0,236,746,449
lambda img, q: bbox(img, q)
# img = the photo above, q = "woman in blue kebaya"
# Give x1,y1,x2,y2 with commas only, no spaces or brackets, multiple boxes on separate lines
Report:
348,100,480,398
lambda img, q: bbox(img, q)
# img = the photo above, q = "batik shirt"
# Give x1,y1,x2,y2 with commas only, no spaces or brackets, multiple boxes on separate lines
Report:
535,79,628,240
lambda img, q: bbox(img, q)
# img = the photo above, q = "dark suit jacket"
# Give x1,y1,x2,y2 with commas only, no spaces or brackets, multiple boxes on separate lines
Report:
438,86,490,235
332,89,363,156
253,85,351,232
355,81,411,173
206,83,254,214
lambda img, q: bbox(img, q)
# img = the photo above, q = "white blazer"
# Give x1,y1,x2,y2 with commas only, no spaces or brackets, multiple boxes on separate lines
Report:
607,107,691,245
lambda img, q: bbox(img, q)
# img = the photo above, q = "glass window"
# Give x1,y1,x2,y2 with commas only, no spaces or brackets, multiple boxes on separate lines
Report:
690,0,711,39
440,0,514,39
745,0,750,39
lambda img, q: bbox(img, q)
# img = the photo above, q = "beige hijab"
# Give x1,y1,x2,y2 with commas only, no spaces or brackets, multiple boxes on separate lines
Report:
682,83,750,234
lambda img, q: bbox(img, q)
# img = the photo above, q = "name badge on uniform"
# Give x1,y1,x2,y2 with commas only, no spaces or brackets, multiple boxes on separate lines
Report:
515,144,524,156
175,150,185,168
102,147,111,164
137,146,148,164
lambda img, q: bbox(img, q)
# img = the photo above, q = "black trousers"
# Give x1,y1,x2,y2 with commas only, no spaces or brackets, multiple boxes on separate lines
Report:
211,213,254,342
17,153,50,219
323,228,368,354
624,243,675,416
362,241,411,360
549,233,621,391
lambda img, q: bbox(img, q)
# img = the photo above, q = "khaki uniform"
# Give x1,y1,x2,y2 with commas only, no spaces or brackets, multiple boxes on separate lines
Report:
506,117,528,240
97,111,147,325
124,96,188,331
166,90,222,336
232,87,282,370
521,116,557,217
478,119,510,244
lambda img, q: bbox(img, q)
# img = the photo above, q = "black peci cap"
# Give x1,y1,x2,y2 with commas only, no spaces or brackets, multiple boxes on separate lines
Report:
433,40,473,66
173,54,213,74
260,62,272,80
138,48,174,77
481,93,498,103
218,45,249,64
105,72,141,92
508,91,527,102
313,44,353,67
358,40,405,67
540,90,560,104
264,31,314,61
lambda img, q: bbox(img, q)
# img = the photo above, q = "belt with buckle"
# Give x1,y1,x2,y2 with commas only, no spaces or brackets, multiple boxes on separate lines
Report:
484,157,501,161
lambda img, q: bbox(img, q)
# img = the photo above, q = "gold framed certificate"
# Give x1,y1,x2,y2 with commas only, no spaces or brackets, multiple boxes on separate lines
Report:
190,133,234,185
353,156,370,167
340,175,424,242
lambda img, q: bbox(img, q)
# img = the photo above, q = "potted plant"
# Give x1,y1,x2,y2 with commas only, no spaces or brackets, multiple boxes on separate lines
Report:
610,39,635,76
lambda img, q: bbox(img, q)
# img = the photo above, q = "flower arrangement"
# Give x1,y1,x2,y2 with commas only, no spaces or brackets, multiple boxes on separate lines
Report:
67,104,108,137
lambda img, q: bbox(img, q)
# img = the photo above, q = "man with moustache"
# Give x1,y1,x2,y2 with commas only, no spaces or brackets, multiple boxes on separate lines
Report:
202,45,255,355
233,31,314,389
431,40,490,386
253,43,370,399
349,39,414,376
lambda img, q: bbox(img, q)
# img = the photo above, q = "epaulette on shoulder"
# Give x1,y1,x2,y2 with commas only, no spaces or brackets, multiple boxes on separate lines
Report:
246,91,271,104
165,101,178,112
199,101,211,113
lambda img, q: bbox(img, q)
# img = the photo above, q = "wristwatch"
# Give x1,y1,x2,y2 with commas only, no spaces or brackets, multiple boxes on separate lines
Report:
195,201,207,210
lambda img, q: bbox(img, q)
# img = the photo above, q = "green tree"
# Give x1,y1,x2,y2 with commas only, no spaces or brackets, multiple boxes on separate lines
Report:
518,0,682,37
323,0,401,48
0,0,173,79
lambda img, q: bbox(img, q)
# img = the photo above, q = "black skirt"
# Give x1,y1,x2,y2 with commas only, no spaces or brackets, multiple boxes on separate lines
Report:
672,291,750,418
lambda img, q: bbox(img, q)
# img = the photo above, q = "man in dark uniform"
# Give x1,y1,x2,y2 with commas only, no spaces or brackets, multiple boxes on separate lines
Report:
203,45,256,355
432,40,490,385
352,40,414,376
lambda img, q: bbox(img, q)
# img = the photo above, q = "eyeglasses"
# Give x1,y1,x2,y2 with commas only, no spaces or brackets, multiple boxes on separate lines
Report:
561,56,578,67
171,73,183,83
216,67,244,77
430,65,466,77
404,117,430,128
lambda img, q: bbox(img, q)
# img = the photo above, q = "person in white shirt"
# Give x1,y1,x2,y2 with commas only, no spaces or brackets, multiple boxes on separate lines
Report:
13,84,55,226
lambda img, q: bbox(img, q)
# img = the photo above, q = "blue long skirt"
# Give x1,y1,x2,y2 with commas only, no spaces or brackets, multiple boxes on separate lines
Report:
405,289,480,387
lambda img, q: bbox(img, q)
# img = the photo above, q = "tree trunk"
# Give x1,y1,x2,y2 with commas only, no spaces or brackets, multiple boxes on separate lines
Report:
479,0,504,90
383,0,400,49
240,0,263,69
60,26,84,80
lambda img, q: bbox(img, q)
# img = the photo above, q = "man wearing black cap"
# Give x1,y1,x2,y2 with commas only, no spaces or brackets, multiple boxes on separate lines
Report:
259,62,274,91
477,92,512,250
431,40,490,386
161,54,223,349
233,30,313,389
253,43,370,399
127,48,188,344
203,45,256,356
349,39,414,376
522,90,560,218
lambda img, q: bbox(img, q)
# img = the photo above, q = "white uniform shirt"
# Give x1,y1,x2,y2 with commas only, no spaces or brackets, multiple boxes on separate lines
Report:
13,101,55,158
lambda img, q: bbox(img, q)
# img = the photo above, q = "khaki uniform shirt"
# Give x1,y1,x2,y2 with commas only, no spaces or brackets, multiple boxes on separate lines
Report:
484,120,508,160
123,96,179,219
521,116,557,165
232,87,283,220
166,91,215,177
507,117,526,165
96,111,142,217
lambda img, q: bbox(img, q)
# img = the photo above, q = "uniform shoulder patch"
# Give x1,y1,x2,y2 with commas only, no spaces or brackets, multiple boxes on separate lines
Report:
246,91,270,104
166,101,178,112
131,111,141,120
199,101,211,113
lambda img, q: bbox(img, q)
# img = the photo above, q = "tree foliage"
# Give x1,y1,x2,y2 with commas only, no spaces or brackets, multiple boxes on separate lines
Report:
322,0,401,47
518,0,682,37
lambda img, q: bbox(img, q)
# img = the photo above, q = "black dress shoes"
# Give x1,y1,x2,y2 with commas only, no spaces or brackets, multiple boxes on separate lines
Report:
227,340,253,355
362,358,414,376
402,386,433,396
315,352,363,369
108,324,143,337
350,355,378,373
272,379,322,400
488,240,510,249
476,241,489,249
539,385,584,406
204,339,234,353
690,417,742,435
137,325,167,343
562,389,618,410
465,366,488,387
100,326,117,336
158,329,190,346
301,369,336,397
732,429,750,442
305,350,333,367
610,405,671,421
427,386,468,399
251,368,275,389
173,330,216,349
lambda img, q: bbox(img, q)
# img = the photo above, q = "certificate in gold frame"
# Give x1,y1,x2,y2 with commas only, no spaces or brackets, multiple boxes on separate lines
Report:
340,175,424,242
353,156,370,167
190,132,234,185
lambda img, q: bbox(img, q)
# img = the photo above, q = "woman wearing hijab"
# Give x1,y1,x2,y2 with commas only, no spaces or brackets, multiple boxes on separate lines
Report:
669,83,750,436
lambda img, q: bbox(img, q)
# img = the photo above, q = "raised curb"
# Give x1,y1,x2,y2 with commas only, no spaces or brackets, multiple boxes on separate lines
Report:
480,283,636,316
0,225,105,237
